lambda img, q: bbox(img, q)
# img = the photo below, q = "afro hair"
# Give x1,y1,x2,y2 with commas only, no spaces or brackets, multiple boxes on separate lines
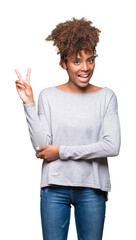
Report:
46,17,101,68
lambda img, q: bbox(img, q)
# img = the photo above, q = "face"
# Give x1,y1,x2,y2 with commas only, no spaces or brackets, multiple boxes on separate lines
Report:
62,50,96,88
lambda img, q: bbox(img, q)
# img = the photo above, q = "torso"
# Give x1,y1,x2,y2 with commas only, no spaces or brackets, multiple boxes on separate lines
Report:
55,84,103,94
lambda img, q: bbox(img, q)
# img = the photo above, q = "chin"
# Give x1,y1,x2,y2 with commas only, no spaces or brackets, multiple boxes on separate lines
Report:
77,82,90,88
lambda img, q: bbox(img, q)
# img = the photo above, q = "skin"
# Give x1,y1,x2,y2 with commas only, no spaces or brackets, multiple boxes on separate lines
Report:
61,50,102,93
15,50,101,162
15,68,59,162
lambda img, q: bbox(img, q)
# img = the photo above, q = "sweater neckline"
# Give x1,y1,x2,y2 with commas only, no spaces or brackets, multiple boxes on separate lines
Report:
52,86,107,95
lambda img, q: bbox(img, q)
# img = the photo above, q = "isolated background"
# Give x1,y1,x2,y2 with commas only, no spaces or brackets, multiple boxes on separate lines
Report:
0,0,136,239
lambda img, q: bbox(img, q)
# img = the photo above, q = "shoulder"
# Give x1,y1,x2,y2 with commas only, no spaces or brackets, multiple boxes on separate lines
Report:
103,87,119,114
92,86,118,103
38,87,54,100
39,87,53,95
37,87,54,111
91,85,117,98
103,87,118,100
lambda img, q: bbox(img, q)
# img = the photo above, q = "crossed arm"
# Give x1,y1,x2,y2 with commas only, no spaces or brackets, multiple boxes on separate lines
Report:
24,90,121,162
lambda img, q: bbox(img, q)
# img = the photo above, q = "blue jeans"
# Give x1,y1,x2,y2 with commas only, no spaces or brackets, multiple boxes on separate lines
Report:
40,185,106,240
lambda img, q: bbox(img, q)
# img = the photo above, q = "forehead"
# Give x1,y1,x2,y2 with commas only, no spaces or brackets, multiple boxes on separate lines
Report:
69,50,94,59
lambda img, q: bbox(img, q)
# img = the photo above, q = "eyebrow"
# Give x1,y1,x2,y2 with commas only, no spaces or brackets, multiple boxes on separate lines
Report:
71,55,95,60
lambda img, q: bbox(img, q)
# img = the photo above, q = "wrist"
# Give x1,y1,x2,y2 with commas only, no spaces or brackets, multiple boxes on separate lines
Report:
23,100,35,104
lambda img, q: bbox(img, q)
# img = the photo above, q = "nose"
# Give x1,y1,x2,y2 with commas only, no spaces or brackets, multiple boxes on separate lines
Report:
81,62,89,72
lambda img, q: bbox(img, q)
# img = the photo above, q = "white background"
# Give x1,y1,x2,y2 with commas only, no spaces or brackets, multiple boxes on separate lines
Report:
0,0,136,239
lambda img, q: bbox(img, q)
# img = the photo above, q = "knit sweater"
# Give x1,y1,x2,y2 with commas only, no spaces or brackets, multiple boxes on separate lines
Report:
23,86,121,192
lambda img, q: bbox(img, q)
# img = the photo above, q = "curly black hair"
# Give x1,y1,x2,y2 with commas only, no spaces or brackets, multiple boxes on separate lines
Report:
46,17,101,68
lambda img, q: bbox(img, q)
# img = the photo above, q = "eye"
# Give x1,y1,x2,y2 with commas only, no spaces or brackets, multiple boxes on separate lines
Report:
74,60,80,65
88,58,95,64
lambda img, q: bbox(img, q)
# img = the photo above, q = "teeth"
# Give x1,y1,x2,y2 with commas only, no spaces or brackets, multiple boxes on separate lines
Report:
79,75,88,78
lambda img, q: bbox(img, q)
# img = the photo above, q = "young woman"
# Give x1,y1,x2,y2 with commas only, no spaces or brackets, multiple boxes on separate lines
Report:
15,17,121,240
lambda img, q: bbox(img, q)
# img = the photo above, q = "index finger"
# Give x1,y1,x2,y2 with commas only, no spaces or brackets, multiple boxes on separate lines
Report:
14,69,23,81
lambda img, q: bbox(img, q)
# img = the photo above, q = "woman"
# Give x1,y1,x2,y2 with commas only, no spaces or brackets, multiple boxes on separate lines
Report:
15,17,121,240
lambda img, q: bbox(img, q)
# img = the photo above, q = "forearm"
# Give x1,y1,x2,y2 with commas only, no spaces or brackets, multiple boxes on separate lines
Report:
59,138,120,160
23,102,52,152
59,113,121,161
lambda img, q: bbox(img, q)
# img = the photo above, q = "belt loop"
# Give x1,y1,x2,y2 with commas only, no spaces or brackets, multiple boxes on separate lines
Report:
70,187,73,192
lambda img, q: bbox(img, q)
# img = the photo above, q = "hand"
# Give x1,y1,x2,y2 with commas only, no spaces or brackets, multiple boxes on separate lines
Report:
35,145,60,162
15,68,34,104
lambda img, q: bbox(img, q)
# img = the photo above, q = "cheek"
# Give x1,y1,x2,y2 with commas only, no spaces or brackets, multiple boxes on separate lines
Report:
92,62,95,69
68,68,79,76
89,64,95,72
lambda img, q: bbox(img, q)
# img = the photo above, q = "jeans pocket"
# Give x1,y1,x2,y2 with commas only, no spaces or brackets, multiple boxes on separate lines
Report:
41,186,49,195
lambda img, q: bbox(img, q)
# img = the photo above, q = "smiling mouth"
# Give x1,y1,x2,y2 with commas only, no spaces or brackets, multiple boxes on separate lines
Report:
78,74,90,82
78,74,89,78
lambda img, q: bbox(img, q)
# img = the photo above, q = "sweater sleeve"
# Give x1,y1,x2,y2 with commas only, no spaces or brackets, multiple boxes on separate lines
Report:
59,91,121,160
23,90,52,153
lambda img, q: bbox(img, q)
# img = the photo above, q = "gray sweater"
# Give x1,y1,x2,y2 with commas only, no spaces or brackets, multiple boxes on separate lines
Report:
23,86,121,192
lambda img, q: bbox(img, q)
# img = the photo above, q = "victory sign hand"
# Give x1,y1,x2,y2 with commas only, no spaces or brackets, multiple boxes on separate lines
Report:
15,68,34,104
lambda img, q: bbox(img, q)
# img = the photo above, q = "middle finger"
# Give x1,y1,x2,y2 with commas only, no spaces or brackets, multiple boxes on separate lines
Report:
15,69,23,81
26,68,31,83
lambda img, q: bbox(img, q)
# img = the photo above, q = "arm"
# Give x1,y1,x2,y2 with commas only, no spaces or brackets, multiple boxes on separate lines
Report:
15,69,52,153
23,90,52,153
59,92,121,160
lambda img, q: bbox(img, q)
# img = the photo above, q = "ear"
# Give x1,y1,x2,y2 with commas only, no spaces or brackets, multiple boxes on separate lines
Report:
62,60,67,70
